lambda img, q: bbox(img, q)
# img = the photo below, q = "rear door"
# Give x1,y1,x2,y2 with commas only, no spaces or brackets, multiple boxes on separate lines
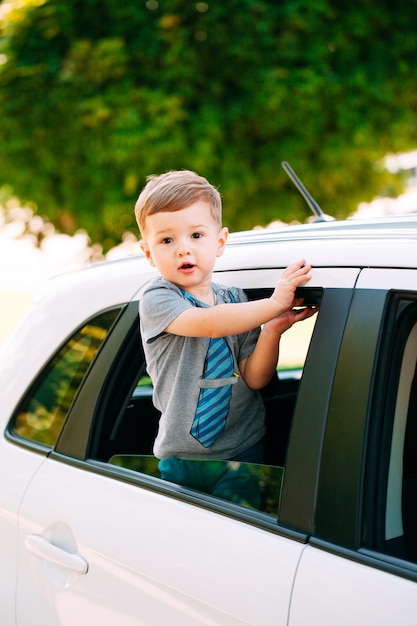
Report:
17,458,306,626
15,268,357,625
14,294,306,626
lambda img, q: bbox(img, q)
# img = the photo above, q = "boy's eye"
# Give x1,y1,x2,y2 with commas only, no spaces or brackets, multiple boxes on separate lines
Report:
161,237,173,244
192,232,203,239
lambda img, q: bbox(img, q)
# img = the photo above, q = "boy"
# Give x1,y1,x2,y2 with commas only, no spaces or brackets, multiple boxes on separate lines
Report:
135,170,314,500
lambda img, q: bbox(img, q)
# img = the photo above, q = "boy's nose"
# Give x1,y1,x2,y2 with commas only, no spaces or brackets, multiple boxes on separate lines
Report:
177,241,191,256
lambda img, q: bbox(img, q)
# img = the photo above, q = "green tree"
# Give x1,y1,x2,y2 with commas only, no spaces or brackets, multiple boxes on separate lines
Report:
0,0,416,248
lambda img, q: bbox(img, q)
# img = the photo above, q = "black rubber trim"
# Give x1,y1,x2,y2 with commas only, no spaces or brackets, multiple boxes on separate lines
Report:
310,536,417,584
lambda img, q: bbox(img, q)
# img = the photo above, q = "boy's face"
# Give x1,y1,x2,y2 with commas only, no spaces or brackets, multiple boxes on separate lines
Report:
140,201,228,292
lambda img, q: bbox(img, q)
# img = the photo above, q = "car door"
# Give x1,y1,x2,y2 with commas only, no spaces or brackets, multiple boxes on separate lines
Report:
17,457,307,626
13,295,307,626
289,268,417,625
15,267,356,625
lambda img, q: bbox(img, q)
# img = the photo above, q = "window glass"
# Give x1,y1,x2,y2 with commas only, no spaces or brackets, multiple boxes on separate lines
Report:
11,308,121,448
385,324,417,544
110,454,283,515
385,317,417,562
103,288,320,519
369,298,417,565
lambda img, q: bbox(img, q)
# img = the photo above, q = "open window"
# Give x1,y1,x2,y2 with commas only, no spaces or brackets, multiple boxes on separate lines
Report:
91,287,321,518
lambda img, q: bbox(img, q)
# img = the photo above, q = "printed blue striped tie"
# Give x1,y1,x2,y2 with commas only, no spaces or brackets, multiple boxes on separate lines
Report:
182,290,235,447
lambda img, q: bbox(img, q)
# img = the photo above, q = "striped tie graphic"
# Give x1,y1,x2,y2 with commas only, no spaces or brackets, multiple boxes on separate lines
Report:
182,290,235,447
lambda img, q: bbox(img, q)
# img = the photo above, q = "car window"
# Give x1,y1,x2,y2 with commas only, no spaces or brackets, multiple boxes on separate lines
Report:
9,308,121,448
365,296,417,566
100,288,320,518
109,454,284,514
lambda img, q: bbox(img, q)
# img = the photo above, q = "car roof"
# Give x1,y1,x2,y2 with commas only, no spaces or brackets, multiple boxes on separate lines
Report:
34,213,417,306
71,214,417,280
227,214,417,244
218,214,417,270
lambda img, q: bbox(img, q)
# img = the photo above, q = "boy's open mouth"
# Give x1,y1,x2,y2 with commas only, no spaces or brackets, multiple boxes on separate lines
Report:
179,263,194,270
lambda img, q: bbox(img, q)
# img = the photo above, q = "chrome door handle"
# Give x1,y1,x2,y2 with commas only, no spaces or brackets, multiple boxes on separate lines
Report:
25,533,88,574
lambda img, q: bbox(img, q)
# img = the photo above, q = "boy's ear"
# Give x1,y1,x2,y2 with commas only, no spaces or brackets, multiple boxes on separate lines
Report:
139,239,155,266
216,227,229,257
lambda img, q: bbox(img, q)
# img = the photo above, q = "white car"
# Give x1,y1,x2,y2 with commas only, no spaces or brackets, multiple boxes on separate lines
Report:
1,210,417,625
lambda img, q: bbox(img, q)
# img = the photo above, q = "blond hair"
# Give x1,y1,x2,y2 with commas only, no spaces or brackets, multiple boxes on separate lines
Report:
135,170,222,235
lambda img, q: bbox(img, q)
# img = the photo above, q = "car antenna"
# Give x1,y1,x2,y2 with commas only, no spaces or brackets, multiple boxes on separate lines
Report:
281,161,334,222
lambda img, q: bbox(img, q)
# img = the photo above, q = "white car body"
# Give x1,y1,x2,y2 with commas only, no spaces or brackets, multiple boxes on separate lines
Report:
1,215,417,625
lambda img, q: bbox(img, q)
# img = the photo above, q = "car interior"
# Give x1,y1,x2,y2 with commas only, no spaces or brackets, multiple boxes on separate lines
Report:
93,287,321,515
103,364,299,515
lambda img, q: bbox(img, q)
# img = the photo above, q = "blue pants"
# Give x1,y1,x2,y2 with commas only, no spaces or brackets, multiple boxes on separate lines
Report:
158,440,263,509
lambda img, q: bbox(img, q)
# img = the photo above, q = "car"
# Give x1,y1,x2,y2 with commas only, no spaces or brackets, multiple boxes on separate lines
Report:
1,207,417,625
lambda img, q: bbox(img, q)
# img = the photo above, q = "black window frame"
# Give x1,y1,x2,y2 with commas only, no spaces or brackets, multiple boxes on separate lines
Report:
314,287,389,547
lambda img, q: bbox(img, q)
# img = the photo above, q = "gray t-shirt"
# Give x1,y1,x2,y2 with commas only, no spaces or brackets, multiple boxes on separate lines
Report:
139,277,266,460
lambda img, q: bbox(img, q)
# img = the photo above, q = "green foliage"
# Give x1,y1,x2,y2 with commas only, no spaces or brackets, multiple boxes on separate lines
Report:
0,0,416,248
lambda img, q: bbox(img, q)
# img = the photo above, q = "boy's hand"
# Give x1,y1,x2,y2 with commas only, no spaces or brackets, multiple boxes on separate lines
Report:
271,260,312,312
263,299,318,337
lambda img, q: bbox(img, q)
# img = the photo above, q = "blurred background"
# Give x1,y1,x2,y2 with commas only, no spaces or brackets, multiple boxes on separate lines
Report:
1,0,417,344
